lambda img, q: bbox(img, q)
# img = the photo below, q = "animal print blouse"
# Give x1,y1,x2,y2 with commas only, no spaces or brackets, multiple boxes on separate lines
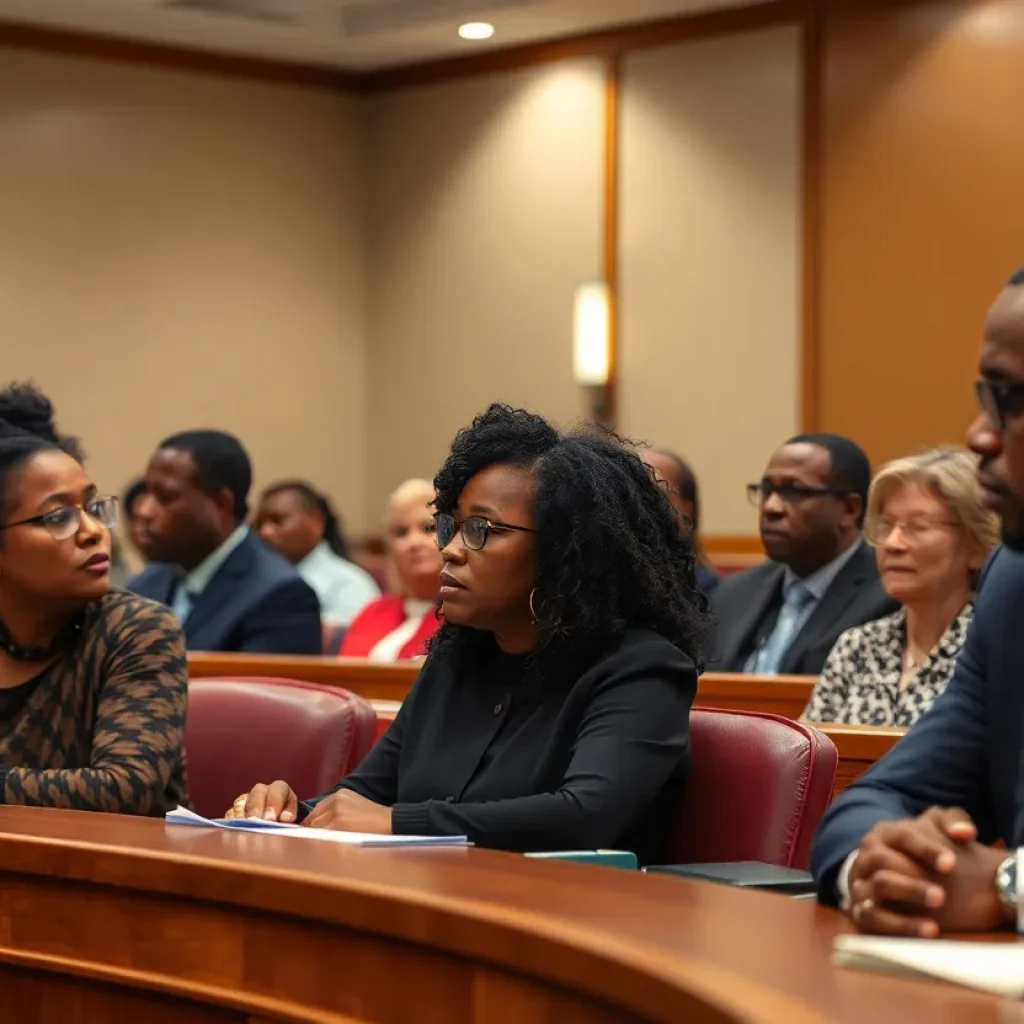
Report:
802,603,973,727
0,589,189,814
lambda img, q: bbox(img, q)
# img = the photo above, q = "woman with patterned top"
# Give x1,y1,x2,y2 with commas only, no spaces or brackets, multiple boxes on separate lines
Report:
0,383,188,813
804,447,999,727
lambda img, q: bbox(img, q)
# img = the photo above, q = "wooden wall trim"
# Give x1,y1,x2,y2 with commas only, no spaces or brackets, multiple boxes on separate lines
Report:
799,0,823,431
0,0,810,96
603,55,621,428
0,19,360,92
358,0,809,93
702,535,766,556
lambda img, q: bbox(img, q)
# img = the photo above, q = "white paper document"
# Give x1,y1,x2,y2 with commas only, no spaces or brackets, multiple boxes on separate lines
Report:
165,806,468,848
834,934,1024,998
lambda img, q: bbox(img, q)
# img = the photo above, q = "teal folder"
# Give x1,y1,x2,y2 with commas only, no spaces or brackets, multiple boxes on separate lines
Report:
525,850,638,870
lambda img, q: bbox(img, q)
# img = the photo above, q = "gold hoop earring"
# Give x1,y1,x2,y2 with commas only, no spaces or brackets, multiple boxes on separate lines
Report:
529,588,538,624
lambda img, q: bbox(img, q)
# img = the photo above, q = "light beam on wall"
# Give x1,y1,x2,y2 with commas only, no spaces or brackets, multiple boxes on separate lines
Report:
458,22,495,40
573,282,611,386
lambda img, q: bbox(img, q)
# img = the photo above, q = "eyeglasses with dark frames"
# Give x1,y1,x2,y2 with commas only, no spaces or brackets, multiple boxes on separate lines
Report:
746,481,848,507
434,512,536,552
975,378,1024,431
0,496,119,542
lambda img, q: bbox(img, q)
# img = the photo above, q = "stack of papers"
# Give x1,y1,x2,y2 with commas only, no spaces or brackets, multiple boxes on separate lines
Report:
834,934,1024,997
165,806,468,848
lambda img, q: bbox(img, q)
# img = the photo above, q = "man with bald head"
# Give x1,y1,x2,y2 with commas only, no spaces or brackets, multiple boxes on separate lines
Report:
812,268,1024,937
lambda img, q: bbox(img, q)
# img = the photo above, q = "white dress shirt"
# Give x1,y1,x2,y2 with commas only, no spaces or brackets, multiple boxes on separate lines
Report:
296,541,380,627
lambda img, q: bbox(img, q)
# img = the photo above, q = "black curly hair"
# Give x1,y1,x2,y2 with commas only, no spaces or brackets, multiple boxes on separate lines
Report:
429,403,709,679
0,382,82,522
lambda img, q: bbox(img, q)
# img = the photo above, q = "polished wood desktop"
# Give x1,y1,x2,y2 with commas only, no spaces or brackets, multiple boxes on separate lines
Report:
0,806,1015,1023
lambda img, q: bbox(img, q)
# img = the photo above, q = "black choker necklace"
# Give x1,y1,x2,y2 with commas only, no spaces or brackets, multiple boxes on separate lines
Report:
0,613,85,662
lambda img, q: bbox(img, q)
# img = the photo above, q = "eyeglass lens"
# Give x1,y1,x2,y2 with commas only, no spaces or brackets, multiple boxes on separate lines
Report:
46,498,119,540
433,514,488,551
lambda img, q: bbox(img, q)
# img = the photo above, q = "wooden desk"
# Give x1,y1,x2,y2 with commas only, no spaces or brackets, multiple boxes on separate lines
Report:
695,673,813,719
188,653,419,703
819,723,907,797
0,807,1014,1023
187,656,818,718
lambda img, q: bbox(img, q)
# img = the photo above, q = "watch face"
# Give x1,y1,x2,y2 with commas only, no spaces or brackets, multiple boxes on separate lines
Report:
998,855,1019,909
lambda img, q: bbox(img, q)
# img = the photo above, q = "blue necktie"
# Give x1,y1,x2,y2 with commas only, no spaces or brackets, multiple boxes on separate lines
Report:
171,581,195,624
753,582,813,675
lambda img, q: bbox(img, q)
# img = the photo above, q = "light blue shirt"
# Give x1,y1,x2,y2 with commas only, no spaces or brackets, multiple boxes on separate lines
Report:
172,524,250,624
746,537,865,673
297,541,381,627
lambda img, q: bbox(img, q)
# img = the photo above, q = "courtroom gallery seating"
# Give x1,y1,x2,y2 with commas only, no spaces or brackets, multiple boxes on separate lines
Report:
666,708,838,869
186,654,905,800
185,678,376,817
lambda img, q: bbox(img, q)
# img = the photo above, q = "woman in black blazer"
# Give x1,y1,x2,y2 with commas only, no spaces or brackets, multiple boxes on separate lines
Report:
230,404,710,863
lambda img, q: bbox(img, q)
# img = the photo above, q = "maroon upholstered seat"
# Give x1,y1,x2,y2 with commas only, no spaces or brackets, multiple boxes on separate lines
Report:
666,708,838,869
185,678,377,818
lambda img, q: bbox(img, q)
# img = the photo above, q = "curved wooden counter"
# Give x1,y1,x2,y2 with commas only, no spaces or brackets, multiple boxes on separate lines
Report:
0,808,1015,1024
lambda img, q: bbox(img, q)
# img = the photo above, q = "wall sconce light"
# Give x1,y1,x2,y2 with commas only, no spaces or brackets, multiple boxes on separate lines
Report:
573,282,611,387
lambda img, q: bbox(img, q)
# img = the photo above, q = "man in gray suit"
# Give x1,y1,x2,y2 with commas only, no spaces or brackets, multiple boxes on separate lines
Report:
711,434,897,676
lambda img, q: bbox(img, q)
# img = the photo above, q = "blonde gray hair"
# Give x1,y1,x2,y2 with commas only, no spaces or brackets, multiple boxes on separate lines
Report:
386,478,434,523
867,446,1000,563
384,478,437,594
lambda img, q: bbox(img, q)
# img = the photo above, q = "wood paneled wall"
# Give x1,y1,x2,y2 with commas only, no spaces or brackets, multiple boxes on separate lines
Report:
814,0,1024,462
6,0,1023,543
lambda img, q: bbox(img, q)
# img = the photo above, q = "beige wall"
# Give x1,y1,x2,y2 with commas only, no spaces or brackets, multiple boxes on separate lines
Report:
617,26,802,535
364,60,604,520
0,49,371,533
0,35,804,541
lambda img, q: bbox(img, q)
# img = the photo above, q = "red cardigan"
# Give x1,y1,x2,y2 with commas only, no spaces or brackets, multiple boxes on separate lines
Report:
340,596,439,661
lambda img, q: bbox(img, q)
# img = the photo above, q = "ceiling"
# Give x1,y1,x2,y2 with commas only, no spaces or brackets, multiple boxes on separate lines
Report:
0,0,760,71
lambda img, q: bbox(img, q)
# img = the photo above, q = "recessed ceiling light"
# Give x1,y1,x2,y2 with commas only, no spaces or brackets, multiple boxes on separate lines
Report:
458,22,495,41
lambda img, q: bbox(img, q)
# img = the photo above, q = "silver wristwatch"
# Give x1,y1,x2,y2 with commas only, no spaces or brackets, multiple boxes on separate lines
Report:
996,854,1018,913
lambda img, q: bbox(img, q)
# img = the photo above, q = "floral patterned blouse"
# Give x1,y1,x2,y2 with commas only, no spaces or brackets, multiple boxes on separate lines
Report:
803,603,973,727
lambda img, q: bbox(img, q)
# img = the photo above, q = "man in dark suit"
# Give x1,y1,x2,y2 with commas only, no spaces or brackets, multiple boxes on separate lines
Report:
811,268,1024,936
641,448,721,595
711,434,896,676
128,430,321,654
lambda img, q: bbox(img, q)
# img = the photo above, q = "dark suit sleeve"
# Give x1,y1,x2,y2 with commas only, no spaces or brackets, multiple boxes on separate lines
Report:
811,600,995,904
236,578,322,655
388,646,695,851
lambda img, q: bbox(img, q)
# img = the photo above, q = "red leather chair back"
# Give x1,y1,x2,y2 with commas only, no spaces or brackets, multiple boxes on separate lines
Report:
186,678,377,818
667,708,838,869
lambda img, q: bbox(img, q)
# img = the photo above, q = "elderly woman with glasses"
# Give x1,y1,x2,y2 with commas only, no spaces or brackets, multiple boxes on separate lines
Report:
803,447,999,727
0,383,188,814
228,404,709,864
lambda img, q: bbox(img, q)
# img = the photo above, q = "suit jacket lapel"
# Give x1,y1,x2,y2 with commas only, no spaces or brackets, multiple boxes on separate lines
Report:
182,536,253,647
782,542,871,674
137,565,178,607
719,563,785,670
